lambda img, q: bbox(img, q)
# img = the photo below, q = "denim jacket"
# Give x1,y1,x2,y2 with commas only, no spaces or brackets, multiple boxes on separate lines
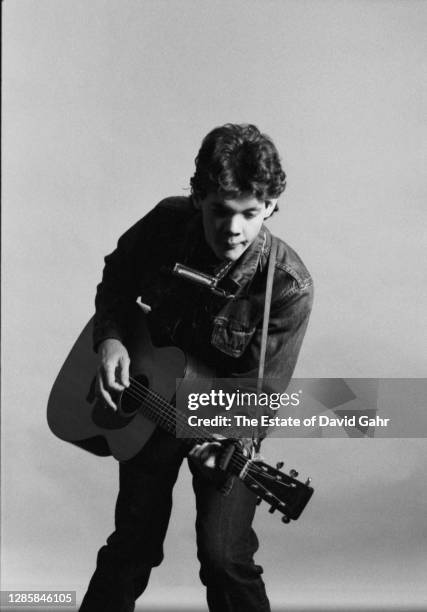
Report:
93,197,313,432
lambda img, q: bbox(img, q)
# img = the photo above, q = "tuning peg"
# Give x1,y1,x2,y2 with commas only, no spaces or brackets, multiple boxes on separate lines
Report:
268,504,277,514
276,461,284,470
305,477,312,486
281,515,290,524
289,469,299,478
256,496,262,506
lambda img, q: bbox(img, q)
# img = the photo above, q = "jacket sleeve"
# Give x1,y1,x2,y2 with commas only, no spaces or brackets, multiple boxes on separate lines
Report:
92,210,160,351
92,197,196,352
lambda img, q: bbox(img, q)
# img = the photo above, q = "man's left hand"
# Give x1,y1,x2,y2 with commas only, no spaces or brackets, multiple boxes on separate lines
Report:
188,435,225,469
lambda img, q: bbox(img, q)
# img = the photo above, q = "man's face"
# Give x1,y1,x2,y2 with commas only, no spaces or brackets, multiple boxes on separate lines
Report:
197,193,277,262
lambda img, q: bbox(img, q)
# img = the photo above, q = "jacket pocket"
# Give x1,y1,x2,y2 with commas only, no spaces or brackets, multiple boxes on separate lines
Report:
211,319,256,358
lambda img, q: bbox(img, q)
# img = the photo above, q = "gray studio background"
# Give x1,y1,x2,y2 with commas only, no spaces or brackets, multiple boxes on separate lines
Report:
2,1,427,610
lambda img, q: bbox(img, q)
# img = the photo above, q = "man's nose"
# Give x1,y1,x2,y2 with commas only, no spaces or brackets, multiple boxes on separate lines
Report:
224,214,241,235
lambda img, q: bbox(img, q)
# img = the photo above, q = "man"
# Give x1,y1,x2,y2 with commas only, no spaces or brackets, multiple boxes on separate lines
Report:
80,124,313,612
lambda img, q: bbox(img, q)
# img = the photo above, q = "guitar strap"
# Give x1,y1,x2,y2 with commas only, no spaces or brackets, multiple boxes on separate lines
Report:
252,235,278,452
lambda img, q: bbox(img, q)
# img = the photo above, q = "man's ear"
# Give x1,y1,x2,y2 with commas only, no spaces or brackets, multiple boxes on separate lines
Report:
263,199,278,219
193,197,201,210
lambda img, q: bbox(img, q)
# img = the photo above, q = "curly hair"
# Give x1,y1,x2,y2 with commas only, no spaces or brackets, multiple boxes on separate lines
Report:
190,124,286,211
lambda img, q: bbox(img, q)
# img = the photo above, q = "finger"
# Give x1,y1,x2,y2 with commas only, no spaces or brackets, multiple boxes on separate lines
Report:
190,441,221,454
203,454,217,469
204,442,225,468
190,442,222,468
189,443,205,457
189,442,209,458
200,445,220,468
102,362,126,392
118,355,130,388
97,371,118,410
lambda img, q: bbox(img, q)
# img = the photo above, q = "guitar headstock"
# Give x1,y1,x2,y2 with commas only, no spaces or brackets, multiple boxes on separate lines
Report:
245,460,314,523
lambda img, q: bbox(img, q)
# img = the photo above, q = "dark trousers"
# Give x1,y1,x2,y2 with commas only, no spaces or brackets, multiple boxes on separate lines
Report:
80,429,271,612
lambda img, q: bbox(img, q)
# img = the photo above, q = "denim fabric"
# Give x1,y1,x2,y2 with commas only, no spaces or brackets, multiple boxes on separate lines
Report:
93,196,313,388
82,196,313,610
80,429,271,612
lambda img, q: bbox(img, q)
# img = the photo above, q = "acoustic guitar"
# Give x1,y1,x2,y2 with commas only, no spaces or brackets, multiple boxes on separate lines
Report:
47,314,314,523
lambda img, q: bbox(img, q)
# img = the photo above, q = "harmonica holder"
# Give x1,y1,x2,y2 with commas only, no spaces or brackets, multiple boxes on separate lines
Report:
171,262,235,299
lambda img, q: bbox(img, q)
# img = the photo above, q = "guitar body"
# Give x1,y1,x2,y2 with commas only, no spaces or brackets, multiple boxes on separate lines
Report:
47,314,213,461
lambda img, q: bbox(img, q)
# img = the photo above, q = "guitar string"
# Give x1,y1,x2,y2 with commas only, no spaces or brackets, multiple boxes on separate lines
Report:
127,374,246,439
123,375,289,485
124,375,264,469
120,380,254,468
125,375,245,440
106,381,292,510
127,374,266,445
110,377,296,506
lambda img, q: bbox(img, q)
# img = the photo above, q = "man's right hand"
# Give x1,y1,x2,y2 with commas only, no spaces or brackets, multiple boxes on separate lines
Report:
96,338,130,410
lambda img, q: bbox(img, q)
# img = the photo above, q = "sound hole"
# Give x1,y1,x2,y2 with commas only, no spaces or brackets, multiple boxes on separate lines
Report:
91,375,150,430
120,374,149,415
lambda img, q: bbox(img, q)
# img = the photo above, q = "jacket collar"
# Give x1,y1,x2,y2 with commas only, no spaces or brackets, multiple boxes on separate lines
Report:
226,225,271,290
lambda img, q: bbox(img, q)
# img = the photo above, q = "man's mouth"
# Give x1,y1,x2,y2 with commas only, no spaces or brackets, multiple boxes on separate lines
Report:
222,240,244,249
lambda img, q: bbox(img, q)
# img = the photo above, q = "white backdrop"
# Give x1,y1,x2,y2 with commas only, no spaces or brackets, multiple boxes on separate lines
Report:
3,1,427,610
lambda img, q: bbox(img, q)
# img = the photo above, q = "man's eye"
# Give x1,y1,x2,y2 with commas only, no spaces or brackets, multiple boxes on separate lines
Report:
244,212,258,219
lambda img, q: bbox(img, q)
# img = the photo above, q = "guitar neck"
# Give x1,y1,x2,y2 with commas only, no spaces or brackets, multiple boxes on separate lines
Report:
123,379,314,523
125,379,234,448
124,379,252,477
